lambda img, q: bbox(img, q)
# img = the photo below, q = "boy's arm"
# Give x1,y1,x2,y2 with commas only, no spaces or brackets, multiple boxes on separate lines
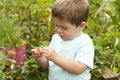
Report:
36,56,48,68
42,47,87,74
53,54,87,74
31,49,49,68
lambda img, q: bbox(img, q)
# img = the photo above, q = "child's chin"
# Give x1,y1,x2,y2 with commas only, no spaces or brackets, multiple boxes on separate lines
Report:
60,37,66,40
61,37,72,41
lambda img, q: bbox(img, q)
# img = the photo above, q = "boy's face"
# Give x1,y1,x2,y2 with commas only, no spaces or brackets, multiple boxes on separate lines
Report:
53,17,83,40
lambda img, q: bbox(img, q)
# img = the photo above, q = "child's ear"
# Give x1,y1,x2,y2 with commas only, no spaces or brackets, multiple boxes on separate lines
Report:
79,21,86,30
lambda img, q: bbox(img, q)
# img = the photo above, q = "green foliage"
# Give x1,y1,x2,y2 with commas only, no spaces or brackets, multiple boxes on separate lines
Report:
0,0,55,47
0,15,22,47
0,55,48,80
0,0,52,79
87,0,120,79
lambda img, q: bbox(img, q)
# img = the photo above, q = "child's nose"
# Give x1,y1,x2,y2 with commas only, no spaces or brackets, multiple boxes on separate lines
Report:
55,27,62,34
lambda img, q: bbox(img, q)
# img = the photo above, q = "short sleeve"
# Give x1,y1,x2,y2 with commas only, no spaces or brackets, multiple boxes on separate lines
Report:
74,40,94,69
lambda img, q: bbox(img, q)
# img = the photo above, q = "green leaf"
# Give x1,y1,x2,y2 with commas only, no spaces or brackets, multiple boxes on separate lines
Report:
0,51,6,60
109,3,116,16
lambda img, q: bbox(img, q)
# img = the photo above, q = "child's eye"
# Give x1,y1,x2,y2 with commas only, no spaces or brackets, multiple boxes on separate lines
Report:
55,24,68,30
62,27,68,30
55,24,59,27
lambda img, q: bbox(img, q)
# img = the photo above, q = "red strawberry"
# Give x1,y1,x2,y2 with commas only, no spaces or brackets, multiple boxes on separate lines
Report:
37,48,42,55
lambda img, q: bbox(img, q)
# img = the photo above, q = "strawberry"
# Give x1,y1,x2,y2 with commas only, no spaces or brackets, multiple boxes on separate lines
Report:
37,48,42,55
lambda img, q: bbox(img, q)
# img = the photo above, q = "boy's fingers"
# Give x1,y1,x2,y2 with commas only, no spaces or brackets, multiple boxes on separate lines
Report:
31,49,39,54
42,53,48,58
31,49,37,52
33,54,41,58
31,48,43,57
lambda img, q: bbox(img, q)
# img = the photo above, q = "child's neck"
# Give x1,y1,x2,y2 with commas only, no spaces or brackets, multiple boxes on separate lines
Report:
78,31,84,37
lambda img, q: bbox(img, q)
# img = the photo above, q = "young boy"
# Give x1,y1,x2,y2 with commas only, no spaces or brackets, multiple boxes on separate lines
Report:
32,0,94,80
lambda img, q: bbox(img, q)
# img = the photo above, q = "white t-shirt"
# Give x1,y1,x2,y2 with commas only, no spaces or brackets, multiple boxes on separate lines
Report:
48,34,94,80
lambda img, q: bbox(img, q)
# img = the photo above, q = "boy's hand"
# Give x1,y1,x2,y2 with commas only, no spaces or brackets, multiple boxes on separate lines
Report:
42,47,57,61
31,48,42,59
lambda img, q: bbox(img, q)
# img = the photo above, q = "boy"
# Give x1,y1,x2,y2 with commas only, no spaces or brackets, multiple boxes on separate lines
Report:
32,0,94,80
